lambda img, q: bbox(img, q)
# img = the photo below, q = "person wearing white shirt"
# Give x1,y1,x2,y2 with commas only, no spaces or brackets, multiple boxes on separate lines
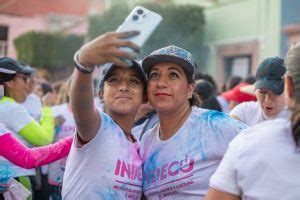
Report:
230,57,291,126
205,43,300,200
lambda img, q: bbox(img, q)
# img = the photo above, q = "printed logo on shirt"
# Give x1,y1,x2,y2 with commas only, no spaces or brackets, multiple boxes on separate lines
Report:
143,155,195,197
113,159,143,200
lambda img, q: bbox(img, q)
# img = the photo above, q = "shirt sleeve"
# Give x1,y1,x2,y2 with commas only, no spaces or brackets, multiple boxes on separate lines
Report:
205,111,247,158
230,102,247,122
0,123,10,136
7,104,33,133
18,106,55,146
209,135,243,196
0,133,72,169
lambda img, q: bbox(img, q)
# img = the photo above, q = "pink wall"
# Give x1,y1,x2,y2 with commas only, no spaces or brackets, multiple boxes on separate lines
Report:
0,14,87,59
0,14,46,58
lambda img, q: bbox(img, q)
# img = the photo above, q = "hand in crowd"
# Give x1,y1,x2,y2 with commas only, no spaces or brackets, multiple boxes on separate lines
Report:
78,31,141,68
55,115,65,127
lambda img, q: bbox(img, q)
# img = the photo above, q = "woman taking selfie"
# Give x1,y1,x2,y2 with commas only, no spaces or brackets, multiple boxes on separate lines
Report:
61,31,147,199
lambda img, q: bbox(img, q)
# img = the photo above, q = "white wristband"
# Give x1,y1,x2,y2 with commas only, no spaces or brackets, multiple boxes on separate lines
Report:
73,51,95,73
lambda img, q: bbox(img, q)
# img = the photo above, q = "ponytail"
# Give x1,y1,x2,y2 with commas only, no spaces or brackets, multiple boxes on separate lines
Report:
291,106,300,147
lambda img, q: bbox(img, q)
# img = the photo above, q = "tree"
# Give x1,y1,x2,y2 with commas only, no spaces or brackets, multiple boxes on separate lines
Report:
14,32,84,69
88,2,205,70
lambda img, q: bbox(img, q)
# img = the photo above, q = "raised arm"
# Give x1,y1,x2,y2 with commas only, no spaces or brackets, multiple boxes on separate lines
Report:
70,31,140,143
0,133,72,169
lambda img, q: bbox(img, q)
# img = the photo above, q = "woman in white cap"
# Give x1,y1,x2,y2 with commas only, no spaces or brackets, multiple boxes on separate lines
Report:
139,45,246,199
61,31,147,199
205,44,300,200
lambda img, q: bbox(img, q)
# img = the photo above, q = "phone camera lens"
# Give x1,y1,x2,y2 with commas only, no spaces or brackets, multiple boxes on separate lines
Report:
137,9,143,15
132,15,139,21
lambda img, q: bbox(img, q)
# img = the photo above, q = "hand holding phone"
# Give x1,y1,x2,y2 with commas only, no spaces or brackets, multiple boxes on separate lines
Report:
116,6,163,65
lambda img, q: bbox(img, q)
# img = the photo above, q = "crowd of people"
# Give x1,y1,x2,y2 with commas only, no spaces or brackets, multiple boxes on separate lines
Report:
0,29,299,200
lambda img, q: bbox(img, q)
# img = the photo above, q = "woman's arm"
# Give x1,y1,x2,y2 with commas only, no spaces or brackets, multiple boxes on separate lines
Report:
0,133,72,169
71,31,140,143
205,188,240,200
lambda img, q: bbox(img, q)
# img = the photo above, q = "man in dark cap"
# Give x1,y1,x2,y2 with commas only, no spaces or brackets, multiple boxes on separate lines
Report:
230,57,290,126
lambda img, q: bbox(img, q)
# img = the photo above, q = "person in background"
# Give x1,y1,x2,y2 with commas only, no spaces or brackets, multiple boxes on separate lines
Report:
21,65,43,122
230,57,290,126
220,82,257,111
0,57,55,196
33,81,53,99
0,123,72,200
48,78,74,200
243,75,256,84
140,45,246,199
51,81,64,105
194,79,222,112
217,76,242,113
205,43,300,200
200,74,218,93
222,76,242,93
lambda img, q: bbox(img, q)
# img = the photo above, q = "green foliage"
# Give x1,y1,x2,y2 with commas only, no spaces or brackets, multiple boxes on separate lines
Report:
88,3,205,69
14,31,84,69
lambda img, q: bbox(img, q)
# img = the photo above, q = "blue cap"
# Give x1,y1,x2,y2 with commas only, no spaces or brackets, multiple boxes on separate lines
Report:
142,45,195,78
99,60,147,89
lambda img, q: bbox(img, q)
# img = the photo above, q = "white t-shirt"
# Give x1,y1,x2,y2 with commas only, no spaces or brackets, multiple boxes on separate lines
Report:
48,103,75,186
0,123,9,135
217,95,229,113
22,93,42,121
209,118,300,200
140,106,246,199
230,101,291,126
132,112,159,142
0,98,35,177
62,111,143,200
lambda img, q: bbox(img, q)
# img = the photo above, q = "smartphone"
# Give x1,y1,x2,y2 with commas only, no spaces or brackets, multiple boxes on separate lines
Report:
116,6,163,65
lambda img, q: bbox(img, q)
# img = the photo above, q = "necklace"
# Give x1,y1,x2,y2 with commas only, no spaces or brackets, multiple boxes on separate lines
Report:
124,131,136,143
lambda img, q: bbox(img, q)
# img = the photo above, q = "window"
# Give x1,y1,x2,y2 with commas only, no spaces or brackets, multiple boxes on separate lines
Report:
225,55,251,79
0,26,8,57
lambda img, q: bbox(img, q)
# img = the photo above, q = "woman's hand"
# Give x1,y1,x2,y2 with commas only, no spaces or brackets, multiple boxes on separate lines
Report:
78,31,140,68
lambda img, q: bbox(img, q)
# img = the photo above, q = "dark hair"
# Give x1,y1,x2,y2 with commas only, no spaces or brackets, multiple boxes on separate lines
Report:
194,72,203,81
227,76,242,90
40,82,53,95
102,66,147,96
0,72,16,85
243,75,256,84
201,74,218,93
195,80,222,111
182,70,201,107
